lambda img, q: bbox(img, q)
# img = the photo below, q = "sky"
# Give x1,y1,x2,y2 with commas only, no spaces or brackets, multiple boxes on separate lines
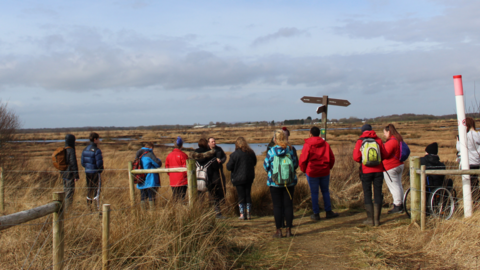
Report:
2,0,480,128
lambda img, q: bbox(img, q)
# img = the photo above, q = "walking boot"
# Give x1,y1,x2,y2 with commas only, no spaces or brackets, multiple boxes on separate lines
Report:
246,203,252,220
285,227,292,237
363,204,374,226
273,228,283,238
140,201,146,211
326,211,339,219
149,200,155,211
374,204,382,226
388,204,404,214
215,205,226,219
238,204,245,220
310,213,320,221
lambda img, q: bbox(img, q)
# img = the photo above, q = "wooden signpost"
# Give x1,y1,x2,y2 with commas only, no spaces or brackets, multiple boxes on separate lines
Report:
300,96,351,140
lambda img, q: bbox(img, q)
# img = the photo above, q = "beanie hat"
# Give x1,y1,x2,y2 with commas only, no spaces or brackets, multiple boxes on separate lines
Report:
361,124,372,133
282,127,290,140
425,142,438,155
176,136,183,147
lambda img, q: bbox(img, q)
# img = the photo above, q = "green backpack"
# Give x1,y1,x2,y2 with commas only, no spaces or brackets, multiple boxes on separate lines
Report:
272,153,295,186
360,138,382,167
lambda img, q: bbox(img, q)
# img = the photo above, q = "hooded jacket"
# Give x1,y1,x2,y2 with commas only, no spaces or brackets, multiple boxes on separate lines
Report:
135,147,162,189
420,154,446,187
165,148,188,187
299,136,335,178
353,130,388,174
192,147,220,184
263,145,298,187
226,149,257,186
382,138,404,171
456,130,480,165
81,142,104,174
61,134,79,180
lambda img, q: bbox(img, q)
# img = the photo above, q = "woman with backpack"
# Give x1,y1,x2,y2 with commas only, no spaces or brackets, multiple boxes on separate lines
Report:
227,137,257,220
263,129,298,238
382,124,406,214
456,117,480,195
353,124,388,226
191,138,226,219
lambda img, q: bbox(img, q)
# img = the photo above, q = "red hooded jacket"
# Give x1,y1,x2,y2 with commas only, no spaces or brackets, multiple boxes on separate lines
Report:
382,138,404,171
353,130,388,174
299,136,335,177
165,148,188,187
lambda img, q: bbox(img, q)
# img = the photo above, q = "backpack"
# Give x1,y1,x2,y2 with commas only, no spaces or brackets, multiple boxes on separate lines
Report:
272,153,295,186
52,146,72,171
360,138,382,167
396,141,410,162
196,159,215,192
132,151,149,184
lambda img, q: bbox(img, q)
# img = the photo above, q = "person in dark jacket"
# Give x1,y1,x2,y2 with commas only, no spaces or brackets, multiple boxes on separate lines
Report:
192,138,225,218
353,124,388,226
61,134,80,212
299,127,338,221
136,142,162,210
420,142,450,188
227,137,257,220
81,132,104,211
208,137,227,196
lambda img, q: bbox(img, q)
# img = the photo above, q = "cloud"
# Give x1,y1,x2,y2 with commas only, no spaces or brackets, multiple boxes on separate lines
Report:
334,1,480,45
251,27,307,46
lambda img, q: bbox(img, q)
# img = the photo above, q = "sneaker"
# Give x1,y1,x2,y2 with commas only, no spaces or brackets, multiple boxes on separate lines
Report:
310,213,321,221
326,211,339,219
388,204,404,214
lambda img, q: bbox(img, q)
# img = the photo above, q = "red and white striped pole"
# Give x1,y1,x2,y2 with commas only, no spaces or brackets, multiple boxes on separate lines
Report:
454,75,473,218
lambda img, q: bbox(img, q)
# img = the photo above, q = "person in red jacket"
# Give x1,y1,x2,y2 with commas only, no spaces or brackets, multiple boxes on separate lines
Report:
299,127,339,221
353,124,388,226
382,124,405,214
165,137,189,201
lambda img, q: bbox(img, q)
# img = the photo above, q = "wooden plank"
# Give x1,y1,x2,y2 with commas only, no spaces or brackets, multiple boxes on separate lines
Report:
0,201,60,231
131,168,187,174
410,157,421,224
128,162,135,207
186,159,197,208
53,192,65,270
420,165,426,231
102,204,111,270
416,169,480,175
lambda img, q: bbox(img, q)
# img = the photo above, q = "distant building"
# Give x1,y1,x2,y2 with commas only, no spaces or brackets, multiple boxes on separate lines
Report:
193,125,205,129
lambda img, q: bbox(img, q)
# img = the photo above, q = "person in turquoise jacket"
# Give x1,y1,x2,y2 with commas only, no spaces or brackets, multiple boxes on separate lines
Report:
263,129,298,238
136,142,162,210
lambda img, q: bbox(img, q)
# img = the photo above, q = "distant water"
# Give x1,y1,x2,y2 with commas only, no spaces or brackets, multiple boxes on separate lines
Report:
164,143,303,156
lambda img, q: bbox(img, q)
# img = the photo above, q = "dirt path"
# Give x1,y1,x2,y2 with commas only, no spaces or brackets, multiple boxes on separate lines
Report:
229,208,407,269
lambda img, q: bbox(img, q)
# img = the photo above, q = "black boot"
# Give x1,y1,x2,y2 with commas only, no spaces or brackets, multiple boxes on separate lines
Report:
363,204,374,226
374,204,381,227
273,228,283,238
388,204,404,214
326,211,339,219
310,213,320,221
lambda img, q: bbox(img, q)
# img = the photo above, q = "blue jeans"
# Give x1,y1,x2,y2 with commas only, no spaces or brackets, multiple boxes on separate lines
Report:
307,175,332,214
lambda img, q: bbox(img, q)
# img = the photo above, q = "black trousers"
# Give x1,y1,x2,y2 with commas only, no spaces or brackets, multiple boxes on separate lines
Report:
361,172,384,205
207,181,225,207
270,186,295,229
140,188,157,201
85,173,100,200
171,186,188,201
235,183,252,205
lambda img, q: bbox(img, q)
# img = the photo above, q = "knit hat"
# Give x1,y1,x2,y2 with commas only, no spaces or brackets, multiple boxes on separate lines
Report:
425,142,438,155
176,136,183,147
361,124,372,133
282,127,290,140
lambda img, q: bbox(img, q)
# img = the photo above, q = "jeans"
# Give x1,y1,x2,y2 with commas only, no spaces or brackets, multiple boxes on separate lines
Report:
270,186,295,229
235,183,252,205
361,172,384,205
85,173,101,200
140,188,157,201
383,164,404,206
307,174,332,213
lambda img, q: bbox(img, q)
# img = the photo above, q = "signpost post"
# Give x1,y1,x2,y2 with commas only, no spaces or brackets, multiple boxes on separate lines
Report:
301,96,351,140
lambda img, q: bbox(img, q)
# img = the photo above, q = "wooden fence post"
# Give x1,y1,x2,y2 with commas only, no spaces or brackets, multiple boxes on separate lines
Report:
102,204,111,270
410,156,421,224
420,165,426,231
186,159,197,208
128,162,135,207
0,167,4,214
53,192,65,270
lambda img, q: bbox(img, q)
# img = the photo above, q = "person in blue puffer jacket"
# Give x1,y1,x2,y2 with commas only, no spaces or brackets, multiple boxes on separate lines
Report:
136,142,162,210
264,129,298,238
81,132,104,210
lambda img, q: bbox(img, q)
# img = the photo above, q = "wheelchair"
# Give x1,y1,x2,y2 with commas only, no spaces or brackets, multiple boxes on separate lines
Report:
403,178,456,220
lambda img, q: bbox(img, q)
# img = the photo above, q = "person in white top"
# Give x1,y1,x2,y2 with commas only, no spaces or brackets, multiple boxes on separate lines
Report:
456,117,480,196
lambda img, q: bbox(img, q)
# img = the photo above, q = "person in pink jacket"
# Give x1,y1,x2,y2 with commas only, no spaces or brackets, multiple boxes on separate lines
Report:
299,127,338,221
382,124,405,214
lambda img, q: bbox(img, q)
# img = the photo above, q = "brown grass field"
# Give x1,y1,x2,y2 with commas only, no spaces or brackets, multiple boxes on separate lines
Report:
1,119,478,269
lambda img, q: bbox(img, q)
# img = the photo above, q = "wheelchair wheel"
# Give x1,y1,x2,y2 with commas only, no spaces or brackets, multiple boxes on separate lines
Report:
429,187,455,220
403,188,411,218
